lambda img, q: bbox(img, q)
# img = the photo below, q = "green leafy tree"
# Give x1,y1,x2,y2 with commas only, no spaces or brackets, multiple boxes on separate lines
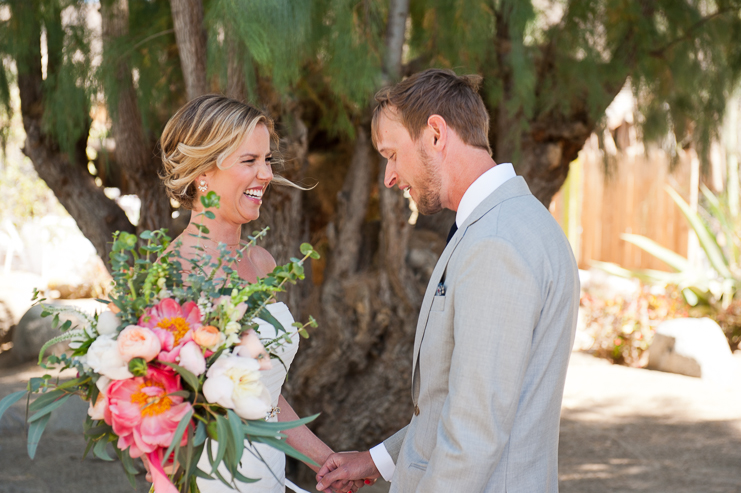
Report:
1,0,741,466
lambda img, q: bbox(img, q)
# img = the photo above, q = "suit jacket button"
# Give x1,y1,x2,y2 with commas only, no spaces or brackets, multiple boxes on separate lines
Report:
414,405,420,416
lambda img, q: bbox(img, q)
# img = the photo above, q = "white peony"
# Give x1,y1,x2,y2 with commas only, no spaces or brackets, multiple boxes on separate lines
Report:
86,335,133,380
87,376,111,421
178,341,206,376
202,354,271,419
96,310,120,336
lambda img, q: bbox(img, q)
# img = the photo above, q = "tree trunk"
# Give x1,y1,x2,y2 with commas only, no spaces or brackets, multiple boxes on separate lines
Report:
101,0,172,234
170,0,208,100
383,0,410,81
518,116,592,207
226,33,246,101
10,0,134,266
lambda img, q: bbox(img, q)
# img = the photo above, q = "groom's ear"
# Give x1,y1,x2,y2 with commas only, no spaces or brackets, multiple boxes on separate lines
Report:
427,114,446,150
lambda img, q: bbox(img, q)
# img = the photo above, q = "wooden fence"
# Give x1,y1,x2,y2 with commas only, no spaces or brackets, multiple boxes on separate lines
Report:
550,134,694,271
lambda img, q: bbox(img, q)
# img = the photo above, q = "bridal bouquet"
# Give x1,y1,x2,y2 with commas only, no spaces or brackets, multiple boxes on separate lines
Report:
0,192,320,493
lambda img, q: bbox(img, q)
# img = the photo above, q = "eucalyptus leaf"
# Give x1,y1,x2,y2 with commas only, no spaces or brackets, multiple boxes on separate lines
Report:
27,413,51,459
227,410,245,467
57,376,89,390
28,393,70,421
93,437,115,461
194,467,214,480
212,415,229,475
163,407,193,467
115,446,138,490
0,390,27,423
82,437,95,461
206,439,233,488
160,362,201,392
251,435,318,467
255,307,284,334
233,470,260,484
119,448,139,475
84,424,112,437
242,414,318,435
194,420,207,446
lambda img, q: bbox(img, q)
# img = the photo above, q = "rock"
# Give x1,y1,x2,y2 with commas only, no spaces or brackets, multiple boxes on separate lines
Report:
46,395,88,435
0,300,13,345
580,268,640,300
10,299,107,364
648,318,735,386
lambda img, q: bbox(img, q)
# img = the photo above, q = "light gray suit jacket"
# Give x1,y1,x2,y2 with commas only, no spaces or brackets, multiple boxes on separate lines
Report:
383,176,579,492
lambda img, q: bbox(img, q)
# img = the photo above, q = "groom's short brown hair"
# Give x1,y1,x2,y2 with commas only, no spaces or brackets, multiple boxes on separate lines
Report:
371,68,492,155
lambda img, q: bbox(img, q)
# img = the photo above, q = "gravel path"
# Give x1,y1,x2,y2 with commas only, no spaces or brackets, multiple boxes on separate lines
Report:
1,352,740,493
559,352,741,493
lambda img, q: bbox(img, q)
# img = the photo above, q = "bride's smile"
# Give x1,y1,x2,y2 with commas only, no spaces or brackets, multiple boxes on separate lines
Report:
199,123,274,227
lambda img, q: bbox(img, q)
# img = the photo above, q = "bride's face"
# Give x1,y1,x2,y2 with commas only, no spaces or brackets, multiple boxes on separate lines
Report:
199,124,273,224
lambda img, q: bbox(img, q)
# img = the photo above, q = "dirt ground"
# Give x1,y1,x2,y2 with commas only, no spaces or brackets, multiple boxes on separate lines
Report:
1,351,740,493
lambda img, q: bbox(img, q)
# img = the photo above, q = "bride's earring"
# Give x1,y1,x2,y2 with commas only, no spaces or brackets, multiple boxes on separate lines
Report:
197,179,208,193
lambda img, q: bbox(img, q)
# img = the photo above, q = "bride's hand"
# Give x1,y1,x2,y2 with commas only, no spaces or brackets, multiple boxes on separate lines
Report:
328,478,365,493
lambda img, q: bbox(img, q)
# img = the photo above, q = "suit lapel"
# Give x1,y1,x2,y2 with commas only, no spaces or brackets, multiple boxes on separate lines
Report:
410,231,463,400
410,176,533,402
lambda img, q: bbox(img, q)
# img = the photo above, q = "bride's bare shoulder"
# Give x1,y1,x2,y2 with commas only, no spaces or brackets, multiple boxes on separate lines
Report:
246,245,276,275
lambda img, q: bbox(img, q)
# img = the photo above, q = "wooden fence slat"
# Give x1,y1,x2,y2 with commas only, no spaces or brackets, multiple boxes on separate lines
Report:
551,139,692,271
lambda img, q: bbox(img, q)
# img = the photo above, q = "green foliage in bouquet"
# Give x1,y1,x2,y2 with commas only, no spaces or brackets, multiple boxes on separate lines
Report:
0,192,322,492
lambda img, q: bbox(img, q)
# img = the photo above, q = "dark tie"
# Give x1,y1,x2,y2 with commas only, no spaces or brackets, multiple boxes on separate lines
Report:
446,222,458,245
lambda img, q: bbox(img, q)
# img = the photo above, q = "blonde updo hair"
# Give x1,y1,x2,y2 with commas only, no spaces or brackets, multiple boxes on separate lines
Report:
160,94,291,210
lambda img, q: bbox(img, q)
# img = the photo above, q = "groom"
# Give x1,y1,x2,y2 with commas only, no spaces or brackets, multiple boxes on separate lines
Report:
316,69,579,492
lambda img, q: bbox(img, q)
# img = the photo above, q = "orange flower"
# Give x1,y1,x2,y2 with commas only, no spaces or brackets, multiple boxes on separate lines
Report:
193,325,223,349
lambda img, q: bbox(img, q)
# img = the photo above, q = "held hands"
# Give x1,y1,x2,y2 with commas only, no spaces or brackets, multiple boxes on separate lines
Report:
316,451,381,493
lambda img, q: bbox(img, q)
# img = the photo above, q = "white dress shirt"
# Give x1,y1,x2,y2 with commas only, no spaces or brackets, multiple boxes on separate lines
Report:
369,162,516,482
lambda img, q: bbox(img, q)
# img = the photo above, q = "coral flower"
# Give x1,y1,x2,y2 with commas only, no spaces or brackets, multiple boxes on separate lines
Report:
139,298,202,364
104,365,191,493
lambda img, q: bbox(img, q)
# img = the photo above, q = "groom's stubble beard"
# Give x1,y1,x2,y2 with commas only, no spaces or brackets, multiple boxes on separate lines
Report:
413,144,443,215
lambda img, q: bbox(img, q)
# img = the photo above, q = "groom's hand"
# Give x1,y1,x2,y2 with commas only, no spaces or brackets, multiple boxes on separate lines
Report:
316,451,380,492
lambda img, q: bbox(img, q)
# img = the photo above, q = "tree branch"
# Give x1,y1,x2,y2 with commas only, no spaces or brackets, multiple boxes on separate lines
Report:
383,0,410,82
649,8,732,58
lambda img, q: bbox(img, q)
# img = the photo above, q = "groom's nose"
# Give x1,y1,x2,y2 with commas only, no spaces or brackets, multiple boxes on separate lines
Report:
384,160,397,188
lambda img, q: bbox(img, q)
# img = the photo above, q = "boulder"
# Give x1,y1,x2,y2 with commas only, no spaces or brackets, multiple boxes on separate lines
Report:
648,318,735,386
10,299,107,364
580,268,640,300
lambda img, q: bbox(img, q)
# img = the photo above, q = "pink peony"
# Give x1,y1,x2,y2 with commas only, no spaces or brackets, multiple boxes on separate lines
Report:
117,325,161,362
104,365,191,493
139,299,202,364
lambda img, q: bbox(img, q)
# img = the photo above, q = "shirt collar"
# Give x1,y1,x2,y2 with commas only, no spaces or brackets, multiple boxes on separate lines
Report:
455,163,516,227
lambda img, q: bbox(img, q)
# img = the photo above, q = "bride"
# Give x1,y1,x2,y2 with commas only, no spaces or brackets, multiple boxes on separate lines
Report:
145,94,361,493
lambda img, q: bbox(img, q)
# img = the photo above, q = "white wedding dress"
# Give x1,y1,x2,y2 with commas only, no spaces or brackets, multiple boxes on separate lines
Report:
197,302,308,493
